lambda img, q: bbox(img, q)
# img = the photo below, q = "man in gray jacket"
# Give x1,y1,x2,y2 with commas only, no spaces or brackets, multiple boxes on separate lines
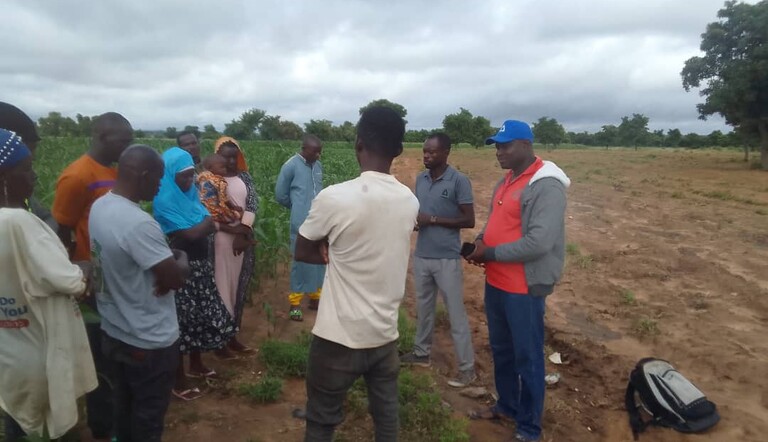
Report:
466,120,570,442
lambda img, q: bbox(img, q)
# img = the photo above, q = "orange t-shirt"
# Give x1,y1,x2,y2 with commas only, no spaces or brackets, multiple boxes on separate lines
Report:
52,155,117,261
484,158,544,294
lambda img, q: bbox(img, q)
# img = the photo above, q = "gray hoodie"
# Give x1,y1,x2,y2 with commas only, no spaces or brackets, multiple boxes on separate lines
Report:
477,160,571,296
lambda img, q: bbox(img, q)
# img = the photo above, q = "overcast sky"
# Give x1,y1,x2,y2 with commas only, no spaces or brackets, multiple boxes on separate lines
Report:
1,0,750,134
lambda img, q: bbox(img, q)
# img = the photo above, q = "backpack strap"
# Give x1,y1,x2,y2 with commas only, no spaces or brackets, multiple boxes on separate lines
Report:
626,380,647,440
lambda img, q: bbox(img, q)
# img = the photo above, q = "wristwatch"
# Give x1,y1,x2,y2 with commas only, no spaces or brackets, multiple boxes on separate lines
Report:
430,215,437,225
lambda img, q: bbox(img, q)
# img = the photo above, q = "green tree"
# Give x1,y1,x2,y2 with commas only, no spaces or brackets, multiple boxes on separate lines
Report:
665,129,683,147
442,108,494,147
304,119,334,141
259,115,303,140
569,131,594,146
134,129,146,138
334,121,356,142
650,129,665,147
164,126,178,139
532,117,568,148
75,114,94,136
680,133,706,148
681,0,768,170
359,99,408,124
618,114,650,149
182,125,201,139
595,125,619,148
404,129,432,143
224,108,266,140
37,112,78,137
201,124,220,140
707,130,727,147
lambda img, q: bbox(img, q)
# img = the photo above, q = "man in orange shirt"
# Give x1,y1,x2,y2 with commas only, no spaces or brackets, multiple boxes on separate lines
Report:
466,120,570,442
51,111,133,442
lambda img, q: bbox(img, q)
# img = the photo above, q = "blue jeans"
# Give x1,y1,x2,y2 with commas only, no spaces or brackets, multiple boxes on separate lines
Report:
484,282,546,440
2,412,25,442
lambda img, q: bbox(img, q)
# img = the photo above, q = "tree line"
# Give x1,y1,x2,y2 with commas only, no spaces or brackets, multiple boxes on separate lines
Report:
34,101,749,151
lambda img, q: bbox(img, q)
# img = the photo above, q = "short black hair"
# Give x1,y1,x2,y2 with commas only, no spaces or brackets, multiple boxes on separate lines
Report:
426,132,451,150
356,106,405,159
92,112,130,137
302,134,322,146
0,102,40,144
176,131,196,145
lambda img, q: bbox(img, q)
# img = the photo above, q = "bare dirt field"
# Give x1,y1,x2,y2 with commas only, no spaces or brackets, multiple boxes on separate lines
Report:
160,147,768,442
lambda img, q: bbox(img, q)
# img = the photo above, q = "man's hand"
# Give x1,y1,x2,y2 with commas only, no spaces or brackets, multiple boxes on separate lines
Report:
74,261,93,299
416,212,432,228
466,239,489,265
319,240,329,264
172,249,190,280
233,234,252,256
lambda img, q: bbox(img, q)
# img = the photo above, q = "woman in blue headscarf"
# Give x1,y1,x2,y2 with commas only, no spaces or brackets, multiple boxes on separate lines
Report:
153,147,235,401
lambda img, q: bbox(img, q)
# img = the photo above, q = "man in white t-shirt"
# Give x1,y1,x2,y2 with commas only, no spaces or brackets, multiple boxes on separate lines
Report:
295,107,419,442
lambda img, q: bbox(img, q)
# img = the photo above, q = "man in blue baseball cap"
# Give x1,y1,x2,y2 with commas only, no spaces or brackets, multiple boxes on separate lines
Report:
465,119,570,442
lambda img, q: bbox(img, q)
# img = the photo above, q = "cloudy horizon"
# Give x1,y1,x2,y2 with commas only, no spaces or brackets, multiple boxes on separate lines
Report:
1,0,752,135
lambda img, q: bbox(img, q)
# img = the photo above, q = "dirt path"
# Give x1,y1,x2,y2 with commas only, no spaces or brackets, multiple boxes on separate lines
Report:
161,148,768,442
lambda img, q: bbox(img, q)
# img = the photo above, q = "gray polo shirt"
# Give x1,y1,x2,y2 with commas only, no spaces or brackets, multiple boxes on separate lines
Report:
89,192,178,350
414,165,473,259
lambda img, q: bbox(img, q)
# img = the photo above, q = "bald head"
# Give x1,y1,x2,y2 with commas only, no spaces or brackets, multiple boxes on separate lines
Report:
115,144,164,202
301,133,323,164
92,112,134,163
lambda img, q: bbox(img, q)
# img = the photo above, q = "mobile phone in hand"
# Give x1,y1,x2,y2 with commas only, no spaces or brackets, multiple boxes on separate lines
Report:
460,242,476,257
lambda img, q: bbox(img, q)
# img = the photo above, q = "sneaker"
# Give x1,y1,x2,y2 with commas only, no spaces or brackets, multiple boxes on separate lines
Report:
399,352,431,367
308,298,319,311
513,432,540,442
447,370,477,388
289,306,303,322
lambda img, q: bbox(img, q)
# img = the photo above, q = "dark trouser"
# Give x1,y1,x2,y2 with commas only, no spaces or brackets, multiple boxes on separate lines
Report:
85,322,114,439
485,283,546,440
305,336,399,442
2,412,25,442
102,332,179,442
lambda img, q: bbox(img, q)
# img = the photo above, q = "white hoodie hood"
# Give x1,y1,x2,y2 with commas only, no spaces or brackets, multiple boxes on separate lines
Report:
529,160,571,188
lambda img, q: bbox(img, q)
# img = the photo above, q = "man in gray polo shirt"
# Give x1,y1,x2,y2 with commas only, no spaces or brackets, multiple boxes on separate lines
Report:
89,145,189,442
401,132,477,387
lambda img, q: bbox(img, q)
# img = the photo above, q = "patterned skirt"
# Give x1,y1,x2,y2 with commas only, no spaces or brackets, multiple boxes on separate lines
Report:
175,259,237,353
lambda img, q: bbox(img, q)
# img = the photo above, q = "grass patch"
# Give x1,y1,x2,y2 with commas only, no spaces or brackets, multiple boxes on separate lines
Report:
620,289,637,306
670,191,684,199
576,254,594,270
399,370,470,442
239,375,284,403
756,209,767,215
259,333,311,377
435,302,449,328
633,317,660,338
398,308,416,354
566,243,580,256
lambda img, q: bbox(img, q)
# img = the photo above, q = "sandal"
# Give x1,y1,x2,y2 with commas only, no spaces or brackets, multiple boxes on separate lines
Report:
172,387,203,401
186,368,218,379
468,406,508,421
289,306,304,322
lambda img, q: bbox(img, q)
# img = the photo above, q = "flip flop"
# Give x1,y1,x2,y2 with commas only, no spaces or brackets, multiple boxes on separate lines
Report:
186,369,218,379
468,406,509,421
172,387,203,401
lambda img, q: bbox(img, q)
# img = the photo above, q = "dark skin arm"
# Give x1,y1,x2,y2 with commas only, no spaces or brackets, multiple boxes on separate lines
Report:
151,249,189,296
57,225,76,259
417,203,475,229
173,217,215,242
294,234,329,265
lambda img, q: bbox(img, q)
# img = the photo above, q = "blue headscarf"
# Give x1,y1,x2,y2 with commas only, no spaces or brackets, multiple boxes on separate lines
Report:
153,147,209,234
0,129,31,168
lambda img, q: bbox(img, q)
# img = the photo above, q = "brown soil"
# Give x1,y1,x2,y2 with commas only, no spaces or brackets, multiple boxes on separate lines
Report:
159,148,768,442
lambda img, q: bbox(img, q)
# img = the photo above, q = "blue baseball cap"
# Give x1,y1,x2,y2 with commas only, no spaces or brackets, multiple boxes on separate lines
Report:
485,120,534,145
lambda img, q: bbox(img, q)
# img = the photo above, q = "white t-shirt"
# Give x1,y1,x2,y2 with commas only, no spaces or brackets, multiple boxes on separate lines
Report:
0,208,98,439
299,171,419,349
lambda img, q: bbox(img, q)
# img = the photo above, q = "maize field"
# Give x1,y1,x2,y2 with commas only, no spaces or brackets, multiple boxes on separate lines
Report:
33,138,361,288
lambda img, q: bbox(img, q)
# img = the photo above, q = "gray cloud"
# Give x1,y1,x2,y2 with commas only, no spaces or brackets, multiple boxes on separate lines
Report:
1,0,750,134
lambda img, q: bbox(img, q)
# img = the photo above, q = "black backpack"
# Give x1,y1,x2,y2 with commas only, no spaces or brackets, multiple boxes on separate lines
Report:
625,358,720,440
